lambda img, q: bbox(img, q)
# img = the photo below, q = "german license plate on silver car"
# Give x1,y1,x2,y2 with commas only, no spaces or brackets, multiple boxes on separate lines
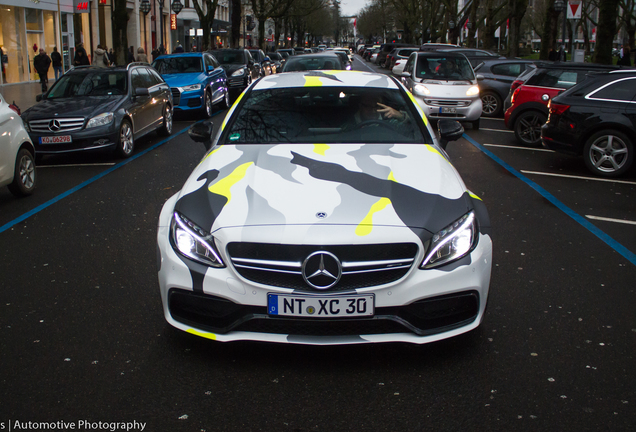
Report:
267,294,374,318
441,107,457,114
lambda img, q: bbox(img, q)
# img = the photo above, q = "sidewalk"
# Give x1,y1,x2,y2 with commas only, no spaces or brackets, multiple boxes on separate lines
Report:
0,81,45,113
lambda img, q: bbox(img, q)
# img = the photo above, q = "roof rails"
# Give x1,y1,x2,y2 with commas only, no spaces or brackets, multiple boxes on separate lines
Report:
609,68,636,73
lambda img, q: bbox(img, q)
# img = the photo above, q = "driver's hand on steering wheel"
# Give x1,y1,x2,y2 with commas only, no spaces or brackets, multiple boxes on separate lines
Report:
377,103,404,121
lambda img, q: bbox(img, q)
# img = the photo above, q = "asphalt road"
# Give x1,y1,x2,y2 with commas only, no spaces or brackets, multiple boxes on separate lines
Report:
0,57,634,432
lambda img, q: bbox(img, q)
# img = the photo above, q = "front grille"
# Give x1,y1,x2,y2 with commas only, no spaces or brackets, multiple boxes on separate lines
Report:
168,289,480,337
171,88,181,105
228,78,245,88
29,117,85,133
227,242,418,292
424,99,471,107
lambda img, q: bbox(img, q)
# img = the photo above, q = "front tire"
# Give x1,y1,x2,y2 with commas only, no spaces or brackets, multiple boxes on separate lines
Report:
158,104,173,136
8,148,36,197
201,90,213,119
514,111,546,146
583,130,634,177
481,92,502,117
115,120,134,158
219,87,230,109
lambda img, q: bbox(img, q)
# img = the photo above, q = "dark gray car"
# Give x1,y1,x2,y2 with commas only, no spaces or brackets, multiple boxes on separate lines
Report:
473,59,536,117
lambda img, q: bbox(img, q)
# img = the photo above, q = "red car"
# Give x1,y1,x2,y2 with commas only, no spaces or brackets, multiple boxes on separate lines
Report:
504,62,619,146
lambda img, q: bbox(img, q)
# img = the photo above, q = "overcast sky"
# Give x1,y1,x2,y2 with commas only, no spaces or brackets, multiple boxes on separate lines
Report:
339,0,371,17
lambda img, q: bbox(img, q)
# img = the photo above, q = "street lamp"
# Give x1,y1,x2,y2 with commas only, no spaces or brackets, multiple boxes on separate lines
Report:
158,0,165,54
140,0,151,54
554,0,567,61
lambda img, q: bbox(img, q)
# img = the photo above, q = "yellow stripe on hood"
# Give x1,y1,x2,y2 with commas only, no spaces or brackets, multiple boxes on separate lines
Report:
208,162,253,202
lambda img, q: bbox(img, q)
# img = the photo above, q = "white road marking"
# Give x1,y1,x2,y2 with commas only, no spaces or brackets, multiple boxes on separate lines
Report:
37,163,117,168
586,215,636,226
485,144,554,152
521,170,636,185
480,128,514,133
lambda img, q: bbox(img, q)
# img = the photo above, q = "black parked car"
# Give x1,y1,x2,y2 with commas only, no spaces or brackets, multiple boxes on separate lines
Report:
211,49,261,96
280,53,344,72
21,64,172,159
248,49,274,75
541,70,636,177
473,59,536,117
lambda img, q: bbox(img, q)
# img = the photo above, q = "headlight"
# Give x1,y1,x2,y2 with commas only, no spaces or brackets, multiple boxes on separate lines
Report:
466,86,480,96
414,84,430,95
179,84,203,92
421,212,477,269
86,112,114,129
170,212,225,267
231,69,245,77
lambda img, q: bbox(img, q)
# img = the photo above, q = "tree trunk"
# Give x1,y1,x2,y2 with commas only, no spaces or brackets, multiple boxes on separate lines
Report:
231,0,242,48
592,0,620,64
539,1,560,60
112,0,128,66
507,0,529,57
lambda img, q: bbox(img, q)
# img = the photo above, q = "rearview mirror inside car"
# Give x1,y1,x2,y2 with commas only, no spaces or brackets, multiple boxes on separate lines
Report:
437,120,464,150
188,120,214,151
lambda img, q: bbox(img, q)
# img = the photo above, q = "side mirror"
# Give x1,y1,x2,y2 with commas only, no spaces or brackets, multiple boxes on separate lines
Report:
188,120,214,151
36,94,43,102
134,87,149,96
476,74,485,81
264,56,271,62
437,119,464,150
207,65,214,72
401,71,411,78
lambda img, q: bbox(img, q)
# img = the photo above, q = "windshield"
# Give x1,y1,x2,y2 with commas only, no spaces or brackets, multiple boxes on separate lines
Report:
223,86,430,145
281,57,343,72
212,51,245,64
152,57,203,74
416,56,475,81
47,71,127,98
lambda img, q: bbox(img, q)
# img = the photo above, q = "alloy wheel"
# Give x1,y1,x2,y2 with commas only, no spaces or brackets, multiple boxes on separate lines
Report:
588,134,629,174
19,155,35,189
481,94,498,116
120,122,133,155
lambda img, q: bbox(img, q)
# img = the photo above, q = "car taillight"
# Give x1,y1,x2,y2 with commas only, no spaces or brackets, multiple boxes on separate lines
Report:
510,79,524,92
511,87,522,105
548,101,570,116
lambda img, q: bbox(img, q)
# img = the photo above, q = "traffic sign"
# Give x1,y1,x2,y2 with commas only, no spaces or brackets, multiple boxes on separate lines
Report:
567,1,581,19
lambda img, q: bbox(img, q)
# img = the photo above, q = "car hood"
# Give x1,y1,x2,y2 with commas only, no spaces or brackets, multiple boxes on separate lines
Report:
173,143,473,237
417,79,478,97
22,97,123,121
161,72,207,88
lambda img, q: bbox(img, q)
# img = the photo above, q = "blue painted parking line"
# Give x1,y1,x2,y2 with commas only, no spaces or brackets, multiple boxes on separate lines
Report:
0,113,221,235
463,133,636,266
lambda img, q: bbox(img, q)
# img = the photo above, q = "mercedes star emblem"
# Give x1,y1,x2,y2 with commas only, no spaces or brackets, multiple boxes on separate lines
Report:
302,251,342,290
48,119,61,132
316,212,328,219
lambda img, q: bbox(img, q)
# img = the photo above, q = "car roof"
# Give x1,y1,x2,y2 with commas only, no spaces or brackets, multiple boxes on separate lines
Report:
533,61,620,70
252,70,400,90
414,51,470,59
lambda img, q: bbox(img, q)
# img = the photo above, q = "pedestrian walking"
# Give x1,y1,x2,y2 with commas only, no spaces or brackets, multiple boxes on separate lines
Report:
136,47,149,63
33,48,51,92
93,44,109,67
108,48,116,67
51,47,63,80
73,43,90,66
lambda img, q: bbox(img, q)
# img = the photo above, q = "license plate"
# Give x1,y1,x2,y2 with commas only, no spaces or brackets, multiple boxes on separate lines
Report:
39,135,72,144
441,107,457,114
268,293,374,318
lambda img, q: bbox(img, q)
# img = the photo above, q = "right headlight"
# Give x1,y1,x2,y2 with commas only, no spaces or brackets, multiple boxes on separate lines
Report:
414,84,430,95
231,68,246,77
170,212,225,268
421,211,477,269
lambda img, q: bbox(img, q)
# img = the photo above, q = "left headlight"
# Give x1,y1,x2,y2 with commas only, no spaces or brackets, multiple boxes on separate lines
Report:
414,84,431,96
86,112,114,129
170,212,225,268
179,84,203,92
421,211,477,269
466,86,480,96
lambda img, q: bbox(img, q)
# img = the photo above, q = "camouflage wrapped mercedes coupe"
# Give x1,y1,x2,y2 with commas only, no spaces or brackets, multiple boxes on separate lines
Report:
157,70,493,345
